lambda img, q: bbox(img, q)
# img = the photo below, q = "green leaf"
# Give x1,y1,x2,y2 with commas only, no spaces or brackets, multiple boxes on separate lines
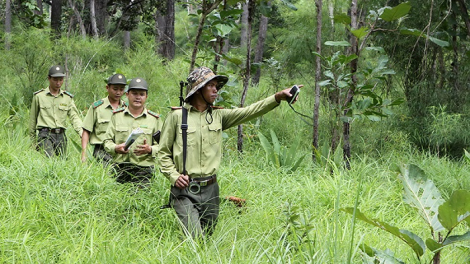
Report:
351,27,369,39
215,24,234,37
426,231,470,252
380,2,411,22
220,9,244,19
333,13,351,25
325,41,351,47
464,149,470,162
359,244,405,264
438,190,470,231
318,80,331,86
279,0,297,11
270,129,281,156
398,164,445,233
428,36,449,47
258,131,276,165
342,207,426,257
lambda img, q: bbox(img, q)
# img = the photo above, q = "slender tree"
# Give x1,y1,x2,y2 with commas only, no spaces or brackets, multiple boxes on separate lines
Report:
251,2,269,86
155,0,176,60
51,0,63,38
68,0,86,38
312,0,322,160
237,0,255,153
90,0,99,38
5,0,12,50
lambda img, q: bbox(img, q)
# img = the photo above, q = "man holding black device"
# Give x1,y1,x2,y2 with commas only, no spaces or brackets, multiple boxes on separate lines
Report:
157,66,301,238
103,77,162,187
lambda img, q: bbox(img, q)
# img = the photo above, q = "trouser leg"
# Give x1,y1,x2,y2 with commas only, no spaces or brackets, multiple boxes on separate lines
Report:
171,186,203,238
93,145,112,164
113,164,154,187
37,130,54,157
171,182,220,238
54,133,67,157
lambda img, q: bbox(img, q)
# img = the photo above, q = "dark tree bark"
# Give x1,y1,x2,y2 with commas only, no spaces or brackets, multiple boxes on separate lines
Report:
237,0,255,153
155,0,176,60
35,0,43,15
251,8,268,86
5,0,12,50
51,0,63,39
456,0,470,37
95,0,108,36
124,31,131,49
312,0,322,160
343,0,359,169
239,1,248,48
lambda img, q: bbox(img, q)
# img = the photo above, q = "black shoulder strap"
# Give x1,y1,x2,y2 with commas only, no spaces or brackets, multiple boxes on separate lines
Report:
182,107,188,175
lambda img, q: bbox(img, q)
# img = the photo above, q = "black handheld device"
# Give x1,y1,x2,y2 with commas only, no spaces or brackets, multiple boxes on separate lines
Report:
288,85,300,104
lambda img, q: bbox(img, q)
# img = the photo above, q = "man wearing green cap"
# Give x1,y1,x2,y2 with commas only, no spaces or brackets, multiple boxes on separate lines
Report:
103,77,162,186
81,74,128,163
158,66,302,238
29,65,83,157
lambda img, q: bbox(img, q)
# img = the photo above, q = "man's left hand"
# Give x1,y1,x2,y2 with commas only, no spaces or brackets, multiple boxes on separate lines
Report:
134,139,151,156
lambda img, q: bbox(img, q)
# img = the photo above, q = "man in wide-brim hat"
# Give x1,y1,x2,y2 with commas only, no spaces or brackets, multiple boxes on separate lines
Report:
158,66,302,238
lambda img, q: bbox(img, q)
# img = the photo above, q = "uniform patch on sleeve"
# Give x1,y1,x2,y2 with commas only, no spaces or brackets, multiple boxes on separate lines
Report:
33,89,44,95
64,91,74,98
148,110,160,118
93,99,104,109
113,107,125,114
171,106,182,110
211,106,224,109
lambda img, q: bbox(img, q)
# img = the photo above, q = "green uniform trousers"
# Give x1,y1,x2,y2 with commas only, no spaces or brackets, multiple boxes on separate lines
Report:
171,179,220,238
112,163,154,188
37,128,67,157
93,144,112,164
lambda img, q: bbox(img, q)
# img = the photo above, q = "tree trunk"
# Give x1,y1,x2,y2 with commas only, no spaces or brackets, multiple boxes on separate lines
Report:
189,0,223,72
343,0,359,169
237,0,255,153
35,0,43,15
5,0,12,50
312,0,322,160
124,31,131,49
239,1,248,48
251,7,268,86
90,0,99,38
156,0,176,60
456,0,470,37
95,0,107,36
51,0,63,39
68,0,86,38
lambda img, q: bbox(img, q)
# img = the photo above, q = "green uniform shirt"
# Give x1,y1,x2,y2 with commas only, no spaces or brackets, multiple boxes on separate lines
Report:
29,87,83,138
82,97,127,145
103,107,162,166
158,94,280,185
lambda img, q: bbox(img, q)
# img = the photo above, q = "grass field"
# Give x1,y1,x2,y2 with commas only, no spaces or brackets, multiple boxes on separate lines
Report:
1,101,469,263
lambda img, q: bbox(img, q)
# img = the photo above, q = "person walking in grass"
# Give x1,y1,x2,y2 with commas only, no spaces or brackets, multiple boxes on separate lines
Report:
103,77,162,187
157,66,301,238
81,74,128,163
29,65,83,157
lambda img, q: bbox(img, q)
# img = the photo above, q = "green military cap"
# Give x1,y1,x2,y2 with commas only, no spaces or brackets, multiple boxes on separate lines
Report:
108,74,127,85
48,65,66,77
128,78,148,91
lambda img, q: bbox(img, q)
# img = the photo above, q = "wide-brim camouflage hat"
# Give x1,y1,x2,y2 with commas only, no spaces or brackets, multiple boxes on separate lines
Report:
108,74,127,85
185,66,228,101
128,77,148,90
48,65,66,77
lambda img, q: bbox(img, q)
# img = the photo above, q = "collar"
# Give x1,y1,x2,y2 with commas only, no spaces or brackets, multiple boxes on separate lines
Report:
45,87,64,96
123,107,148,118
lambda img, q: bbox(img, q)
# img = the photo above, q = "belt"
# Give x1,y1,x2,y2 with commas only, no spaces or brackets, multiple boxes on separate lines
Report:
191,175,217,187
40,127,65,134
94,144,104,151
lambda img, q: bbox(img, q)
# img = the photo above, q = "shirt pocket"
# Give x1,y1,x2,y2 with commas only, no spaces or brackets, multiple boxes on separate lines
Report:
208,123,222,145
177,126,197,146
96,118,110,136
139,128,153,146
115,125,129,144
39,105,53,117
57,104,70,119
